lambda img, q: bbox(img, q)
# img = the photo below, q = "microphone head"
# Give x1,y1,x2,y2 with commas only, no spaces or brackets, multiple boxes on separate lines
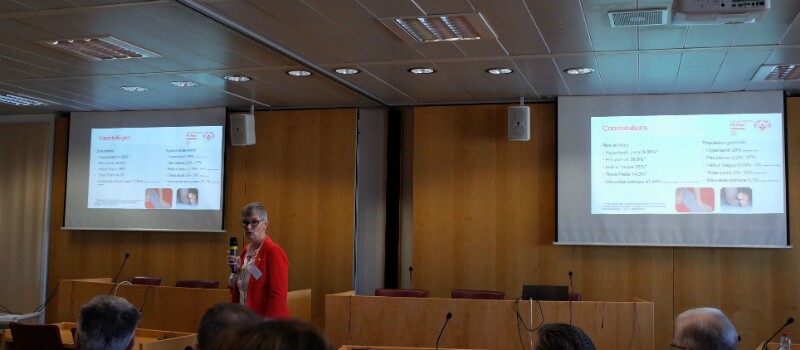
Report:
446,312,452,319
409,266,414,272
788,317,794,324
124,253,130,258
568,271,573,277
230,237,238,246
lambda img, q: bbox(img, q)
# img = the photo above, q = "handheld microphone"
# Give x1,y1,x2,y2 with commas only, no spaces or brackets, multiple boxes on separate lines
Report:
762,317,794,350
409,266,414,288
230,237,238,273
435,312,452,350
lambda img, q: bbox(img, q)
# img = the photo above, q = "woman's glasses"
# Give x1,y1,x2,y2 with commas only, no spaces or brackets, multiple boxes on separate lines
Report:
240,219,263,227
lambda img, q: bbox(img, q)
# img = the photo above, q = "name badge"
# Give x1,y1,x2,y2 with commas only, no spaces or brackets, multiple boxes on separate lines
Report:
247,262,262,280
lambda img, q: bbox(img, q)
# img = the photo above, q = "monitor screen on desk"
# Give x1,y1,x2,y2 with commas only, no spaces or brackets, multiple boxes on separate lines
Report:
521,285,569,301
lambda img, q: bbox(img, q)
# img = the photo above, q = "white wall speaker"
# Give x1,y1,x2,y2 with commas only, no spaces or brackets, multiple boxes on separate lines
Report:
508,106,530,141
230,113,256,146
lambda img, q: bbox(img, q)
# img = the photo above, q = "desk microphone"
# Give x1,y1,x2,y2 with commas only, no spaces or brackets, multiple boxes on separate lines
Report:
568,271,574,324
112,253,130,284
230,237,238,273
109,253,130,294
409,266,414,288
435,312,452,350
762,317,794,350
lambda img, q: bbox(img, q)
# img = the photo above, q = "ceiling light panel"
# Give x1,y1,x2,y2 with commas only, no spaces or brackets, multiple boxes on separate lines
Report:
0,94,47,106
381,13,496,43
752,65,800,82
40,36,160,61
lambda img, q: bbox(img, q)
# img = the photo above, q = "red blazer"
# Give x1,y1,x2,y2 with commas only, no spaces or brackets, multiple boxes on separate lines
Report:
230,236,290,319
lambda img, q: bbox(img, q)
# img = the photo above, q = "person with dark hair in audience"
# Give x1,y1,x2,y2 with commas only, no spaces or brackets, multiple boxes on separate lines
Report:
196,302,261,349
535,323,596,350
76,295,141,350
207,319,332,350
673,307,738,350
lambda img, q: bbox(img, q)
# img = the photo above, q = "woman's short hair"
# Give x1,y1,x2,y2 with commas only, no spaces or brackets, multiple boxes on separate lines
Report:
241,202,268,220
535,323,596,350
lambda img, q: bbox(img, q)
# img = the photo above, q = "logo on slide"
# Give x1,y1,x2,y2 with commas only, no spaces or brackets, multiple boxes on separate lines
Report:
203,132,215,141
754,120,771,131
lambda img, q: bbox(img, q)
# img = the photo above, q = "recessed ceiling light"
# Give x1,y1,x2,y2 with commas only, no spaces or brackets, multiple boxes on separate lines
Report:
120,86,147,92
486,68,513,75
40,36,159,61
0,94,47,106
287,70,312,77
408,67,436,74
564,67,595,75
224,75,252,82
170,81,198,87
335,68,360,75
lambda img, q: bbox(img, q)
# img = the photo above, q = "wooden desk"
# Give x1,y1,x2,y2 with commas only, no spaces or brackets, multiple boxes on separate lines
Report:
326,293,654,350
2,322,194,350
56,279,313,332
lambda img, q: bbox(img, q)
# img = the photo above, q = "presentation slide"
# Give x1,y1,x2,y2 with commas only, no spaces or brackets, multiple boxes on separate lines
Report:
590,113,784,215
88,126,222,210
64,108,226,232
557,92,788,248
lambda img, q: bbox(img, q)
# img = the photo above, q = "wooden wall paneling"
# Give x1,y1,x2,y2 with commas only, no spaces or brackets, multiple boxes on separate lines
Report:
412,104,542,299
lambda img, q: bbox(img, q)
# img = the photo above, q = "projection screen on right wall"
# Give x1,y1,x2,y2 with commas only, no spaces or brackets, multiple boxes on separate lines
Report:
557,91,788,248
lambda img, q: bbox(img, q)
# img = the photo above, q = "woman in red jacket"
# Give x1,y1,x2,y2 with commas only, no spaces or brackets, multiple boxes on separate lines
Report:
227,202,290,319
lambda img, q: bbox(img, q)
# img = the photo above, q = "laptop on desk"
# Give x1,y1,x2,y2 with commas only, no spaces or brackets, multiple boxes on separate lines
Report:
520,285,569,301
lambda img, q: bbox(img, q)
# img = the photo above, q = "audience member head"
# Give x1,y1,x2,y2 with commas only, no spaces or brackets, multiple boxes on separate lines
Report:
207,319,332,350
673,307,738,350
535,323,596,350
196,302,261,349
76,295,141,350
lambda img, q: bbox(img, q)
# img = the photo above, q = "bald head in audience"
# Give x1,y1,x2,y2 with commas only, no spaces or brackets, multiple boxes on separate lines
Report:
673,307,738,350
196,302,261,350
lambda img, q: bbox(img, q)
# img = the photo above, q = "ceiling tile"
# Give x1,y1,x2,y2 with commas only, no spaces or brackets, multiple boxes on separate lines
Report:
638,51,681,94
684,25,737,48
674,51,726,93
525,0,593,53
468,0,549,55
713,49,773,91
596,54,638,94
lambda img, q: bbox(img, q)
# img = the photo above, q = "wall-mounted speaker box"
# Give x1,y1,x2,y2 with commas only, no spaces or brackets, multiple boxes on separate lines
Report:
508,106,530,141
230,113,256,146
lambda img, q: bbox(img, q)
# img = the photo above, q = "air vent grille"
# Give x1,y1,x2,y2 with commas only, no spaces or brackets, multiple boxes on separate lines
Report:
609,8,669,27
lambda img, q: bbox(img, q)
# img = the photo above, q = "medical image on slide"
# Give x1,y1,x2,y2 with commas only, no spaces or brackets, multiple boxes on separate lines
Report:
675,187,715,213
176,188,199,207
144,188,173,209
720,187,752,212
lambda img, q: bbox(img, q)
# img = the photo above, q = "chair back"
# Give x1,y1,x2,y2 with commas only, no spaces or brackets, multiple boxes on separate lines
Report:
9,322,64,350
374,288,429,298
175,279,219,289
131,276,161,286
451,289,505,300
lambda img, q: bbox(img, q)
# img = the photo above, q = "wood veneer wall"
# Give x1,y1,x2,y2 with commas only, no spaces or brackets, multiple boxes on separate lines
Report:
411,102,800,350
46,109,356,327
